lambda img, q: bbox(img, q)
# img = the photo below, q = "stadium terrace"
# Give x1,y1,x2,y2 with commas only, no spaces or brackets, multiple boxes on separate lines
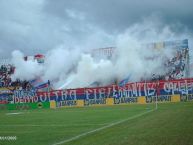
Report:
0,39,193,109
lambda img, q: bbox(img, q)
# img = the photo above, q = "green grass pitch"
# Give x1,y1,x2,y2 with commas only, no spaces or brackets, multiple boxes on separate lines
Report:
0,102,193,145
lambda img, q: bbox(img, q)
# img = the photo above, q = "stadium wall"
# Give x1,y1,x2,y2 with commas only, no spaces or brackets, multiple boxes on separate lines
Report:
1,78,193,110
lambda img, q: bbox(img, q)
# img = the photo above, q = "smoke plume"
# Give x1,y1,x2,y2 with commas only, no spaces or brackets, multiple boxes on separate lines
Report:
10,19,192,89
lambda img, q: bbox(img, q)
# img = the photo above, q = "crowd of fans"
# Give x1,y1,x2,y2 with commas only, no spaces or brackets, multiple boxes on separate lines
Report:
148,48,188,82
0,64,14,87
0,64,32,90
164,49,187,80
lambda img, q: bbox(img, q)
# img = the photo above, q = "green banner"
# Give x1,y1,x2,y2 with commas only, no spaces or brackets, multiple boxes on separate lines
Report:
6,102,50,110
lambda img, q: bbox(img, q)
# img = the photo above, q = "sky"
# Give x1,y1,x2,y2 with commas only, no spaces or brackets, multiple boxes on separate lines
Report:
0,0,193,58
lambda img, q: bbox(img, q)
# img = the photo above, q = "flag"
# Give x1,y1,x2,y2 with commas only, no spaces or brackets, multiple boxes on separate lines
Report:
35,83,48,89
29,78,43,88
119,75,130,87
29,78,49,91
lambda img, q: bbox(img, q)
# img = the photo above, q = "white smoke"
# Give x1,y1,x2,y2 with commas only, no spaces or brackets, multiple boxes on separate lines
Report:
11,50,43,81
64,54,115,88
113,22,177,82
10,18,192,89
42,47,81,81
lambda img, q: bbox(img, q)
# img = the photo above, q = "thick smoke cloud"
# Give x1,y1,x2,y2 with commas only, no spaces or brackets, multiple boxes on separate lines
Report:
10,19,191,89
11,50,43,80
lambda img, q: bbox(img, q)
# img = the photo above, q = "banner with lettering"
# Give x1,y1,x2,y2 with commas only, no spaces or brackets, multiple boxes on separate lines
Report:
7,78,193,104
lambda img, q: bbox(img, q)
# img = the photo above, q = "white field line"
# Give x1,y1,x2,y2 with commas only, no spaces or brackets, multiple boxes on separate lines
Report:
52,109,155,145
6,112,23,115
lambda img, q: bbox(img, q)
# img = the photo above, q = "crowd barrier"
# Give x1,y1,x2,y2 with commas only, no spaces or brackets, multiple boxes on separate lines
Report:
0,78,193,110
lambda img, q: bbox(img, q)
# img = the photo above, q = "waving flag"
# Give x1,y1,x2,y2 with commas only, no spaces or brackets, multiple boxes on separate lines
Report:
29,78,43,88
119,75,131,87
35,83,48,89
